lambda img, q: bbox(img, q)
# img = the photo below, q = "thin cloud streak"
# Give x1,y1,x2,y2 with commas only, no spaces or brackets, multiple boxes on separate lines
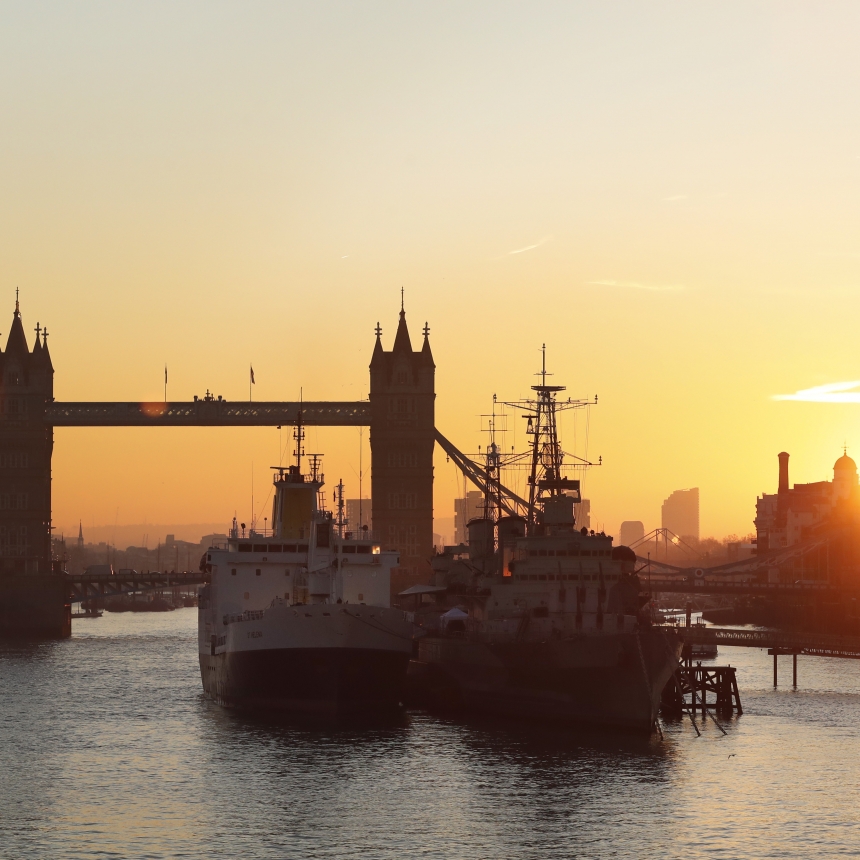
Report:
586,279,685,292
508,235,553,255
773,381,860,403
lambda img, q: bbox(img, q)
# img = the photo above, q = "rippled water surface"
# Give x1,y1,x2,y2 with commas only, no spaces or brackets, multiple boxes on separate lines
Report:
2,609,860,859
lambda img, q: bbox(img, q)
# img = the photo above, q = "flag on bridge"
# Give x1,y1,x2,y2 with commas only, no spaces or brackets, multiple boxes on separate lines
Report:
250,365,255,385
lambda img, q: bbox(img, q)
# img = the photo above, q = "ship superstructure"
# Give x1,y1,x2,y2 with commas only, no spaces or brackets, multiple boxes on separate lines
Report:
420,354,681,731
198,418,413,715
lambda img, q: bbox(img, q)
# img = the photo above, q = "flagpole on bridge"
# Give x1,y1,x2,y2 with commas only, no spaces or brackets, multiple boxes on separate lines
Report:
250,364,255,401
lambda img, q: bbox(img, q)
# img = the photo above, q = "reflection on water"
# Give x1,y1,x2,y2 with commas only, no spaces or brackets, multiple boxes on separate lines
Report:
2,609,860,859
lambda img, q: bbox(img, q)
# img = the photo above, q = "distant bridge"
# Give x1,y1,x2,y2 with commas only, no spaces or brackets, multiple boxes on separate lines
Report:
66,571,208,603
669,624,860,659
643,578,848,598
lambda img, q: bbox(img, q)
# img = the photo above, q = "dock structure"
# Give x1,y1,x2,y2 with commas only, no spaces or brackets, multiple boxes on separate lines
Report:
662,661,743,718
658,623,860,696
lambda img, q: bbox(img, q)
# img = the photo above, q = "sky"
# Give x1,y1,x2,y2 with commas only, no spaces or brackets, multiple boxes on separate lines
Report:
2,1,860,543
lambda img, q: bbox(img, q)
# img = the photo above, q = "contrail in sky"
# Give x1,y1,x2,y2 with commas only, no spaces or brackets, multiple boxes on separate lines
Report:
773,381,860,403
509,235,553,255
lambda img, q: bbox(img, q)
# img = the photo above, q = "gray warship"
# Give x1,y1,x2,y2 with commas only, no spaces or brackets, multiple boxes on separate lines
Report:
417,355,681,732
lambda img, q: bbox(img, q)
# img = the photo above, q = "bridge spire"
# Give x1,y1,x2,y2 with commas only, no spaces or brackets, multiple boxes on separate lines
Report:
393,299,412,353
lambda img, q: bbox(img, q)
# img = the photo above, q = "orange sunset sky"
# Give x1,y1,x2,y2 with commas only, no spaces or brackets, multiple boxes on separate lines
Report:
2,2,860,544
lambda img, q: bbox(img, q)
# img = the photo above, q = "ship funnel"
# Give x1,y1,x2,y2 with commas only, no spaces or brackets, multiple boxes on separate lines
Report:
778,452,790,493
467,518,494,560
498,516,527,542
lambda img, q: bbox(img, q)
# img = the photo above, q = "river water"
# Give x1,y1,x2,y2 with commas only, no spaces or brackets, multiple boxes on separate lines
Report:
2,609,859,859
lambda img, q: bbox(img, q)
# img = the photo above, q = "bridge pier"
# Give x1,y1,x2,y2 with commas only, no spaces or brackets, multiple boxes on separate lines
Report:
0,574,70,638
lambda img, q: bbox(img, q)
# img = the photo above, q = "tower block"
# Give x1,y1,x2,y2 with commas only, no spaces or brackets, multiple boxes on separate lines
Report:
369,306,435,596
0,297,67,637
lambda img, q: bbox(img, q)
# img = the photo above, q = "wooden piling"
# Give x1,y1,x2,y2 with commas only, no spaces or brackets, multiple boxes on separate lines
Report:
662,664,743,719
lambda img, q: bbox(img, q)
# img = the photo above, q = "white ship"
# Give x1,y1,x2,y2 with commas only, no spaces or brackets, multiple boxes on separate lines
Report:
198,424,414,716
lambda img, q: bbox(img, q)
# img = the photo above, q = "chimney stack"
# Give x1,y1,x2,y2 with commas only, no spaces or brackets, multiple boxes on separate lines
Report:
778,452,790,493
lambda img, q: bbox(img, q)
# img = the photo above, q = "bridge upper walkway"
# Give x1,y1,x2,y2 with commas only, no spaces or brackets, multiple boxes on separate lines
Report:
46,401,370,426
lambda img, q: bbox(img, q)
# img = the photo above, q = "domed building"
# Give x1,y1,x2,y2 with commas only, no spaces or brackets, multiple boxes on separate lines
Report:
833,451,859,500
755,450,860,562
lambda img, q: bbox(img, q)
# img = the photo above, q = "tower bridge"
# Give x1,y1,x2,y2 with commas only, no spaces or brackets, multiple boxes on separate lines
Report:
0,297,435,637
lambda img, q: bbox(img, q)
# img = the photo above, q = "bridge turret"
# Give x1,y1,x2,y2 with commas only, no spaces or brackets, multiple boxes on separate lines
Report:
0,294,66,637
0,293,54,576
369,299,435,597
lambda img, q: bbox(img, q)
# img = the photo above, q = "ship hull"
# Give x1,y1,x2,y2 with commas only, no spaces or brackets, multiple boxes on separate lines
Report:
200,647,410,715
199,603,414,716
418,629,681,732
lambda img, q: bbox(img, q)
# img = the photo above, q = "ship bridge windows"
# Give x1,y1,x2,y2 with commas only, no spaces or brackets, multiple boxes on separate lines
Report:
253,544,267,552
238,544,252,553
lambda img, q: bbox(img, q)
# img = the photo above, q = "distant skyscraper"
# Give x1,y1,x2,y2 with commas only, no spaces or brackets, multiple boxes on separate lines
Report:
346,499,372,533
454,491,484,544
661,488,699,541
619,521,645,546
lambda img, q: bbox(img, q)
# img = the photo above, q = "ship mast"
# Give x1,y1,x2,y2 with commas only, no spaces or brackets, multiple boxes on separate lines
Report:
480,395,504,526
501,345,598,535
335,478,346,537
293,408,305,473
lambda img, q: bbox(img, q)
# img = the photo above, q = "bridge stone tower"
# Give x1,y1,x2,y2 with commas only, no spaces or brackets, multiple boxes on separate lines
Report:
0,296,66,638
369,304,435,593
